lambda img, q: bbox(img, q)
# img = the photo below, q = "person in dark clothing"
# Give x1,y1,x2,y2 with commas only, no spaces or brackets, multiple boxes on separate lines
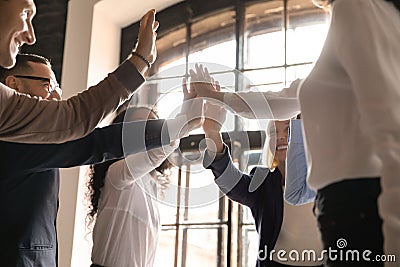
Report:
201,95,324,266
0,3,159,144
0,54,200,266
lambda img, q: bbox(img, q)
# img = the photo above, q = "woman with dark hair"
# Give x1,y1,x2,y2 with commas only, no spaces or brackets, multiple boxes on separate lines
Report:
87,106,178,267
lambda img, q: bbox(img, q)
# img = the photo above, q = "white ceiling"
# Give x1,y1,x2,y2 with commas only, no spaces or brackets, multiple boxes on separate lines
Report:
95,0,184,27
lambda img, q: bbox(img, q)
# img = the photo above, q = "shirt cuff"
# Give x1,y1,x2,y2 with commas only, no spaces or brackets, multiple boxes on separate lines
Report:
113,60,146,93
203,145,230,173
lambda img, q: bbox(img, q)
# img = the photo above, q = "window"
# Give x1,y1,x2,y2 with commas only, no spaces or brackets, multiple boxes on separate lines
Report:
121,1,328,266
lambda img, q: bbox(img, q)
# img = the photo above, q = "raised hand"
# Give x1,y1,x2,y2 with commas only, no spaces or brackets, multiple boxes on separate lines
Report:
199,76,226,154
130,9,159,74
189,64,224,101
203,80,226,134
179,77,203,132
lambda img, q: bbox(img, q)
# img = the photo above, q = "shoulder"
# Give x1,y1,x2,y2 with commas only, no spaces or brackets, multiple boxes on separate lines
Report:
248,166,281,189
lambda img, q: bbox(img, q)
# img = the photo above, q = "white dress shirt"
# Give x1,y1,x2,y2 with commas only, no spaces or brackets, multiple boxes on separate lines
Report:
223,0,400,259
91,142,178,267
300,0,400,260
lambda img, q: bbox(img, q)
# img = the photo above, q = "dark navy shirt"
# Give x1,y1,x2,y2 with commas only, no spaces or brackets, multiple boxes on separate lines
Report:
0,120,170,266
204,147,284,267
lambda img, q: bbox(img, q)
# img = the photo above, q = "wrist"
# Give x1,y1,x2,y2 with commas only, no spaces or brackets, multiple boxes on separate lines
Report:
205,132,224,153
204,130,222,137
129,53,149,76
132,51,151,68
167,116,189,140
203,91,224,102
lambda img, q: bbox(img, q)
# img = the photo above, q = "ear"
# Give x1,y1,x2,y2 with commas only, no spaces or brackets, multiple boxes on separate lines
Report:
4,76,19,91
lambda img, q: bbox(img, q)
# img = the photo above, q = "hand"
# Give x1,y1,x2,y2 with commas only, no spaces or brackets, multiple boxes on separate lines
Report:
189,64,224,102
180,78,203,132
203,82,227,134
134,9,159,65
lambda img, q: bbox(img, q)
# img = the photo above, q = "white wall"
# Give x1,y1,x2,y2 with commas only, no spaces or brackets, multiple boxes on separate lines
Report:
59,1,97,266
60,0,182,266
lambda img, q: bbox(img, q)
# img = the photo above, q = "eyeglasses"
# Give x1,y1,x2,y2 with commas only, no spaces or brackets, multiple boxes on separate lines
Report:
14,75,62,95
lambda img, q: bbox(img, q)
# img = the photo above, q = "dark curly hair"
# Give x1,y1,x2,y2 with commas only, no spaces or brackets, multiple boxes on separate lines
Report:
86,106,173,229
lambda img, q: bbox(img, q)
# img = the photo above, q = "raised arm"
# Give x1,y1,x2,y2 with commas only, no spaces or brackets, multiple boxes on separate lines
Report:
0,10,158,144
201,79,262,208
1,119,171,176
189,64,301,120
204,146,269,208
284,119,316,205
107,141,179,189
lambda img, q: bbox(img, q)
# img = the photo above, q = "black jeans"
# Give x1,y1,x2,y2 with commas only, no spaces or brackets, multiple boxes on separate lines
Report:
315,178,383,267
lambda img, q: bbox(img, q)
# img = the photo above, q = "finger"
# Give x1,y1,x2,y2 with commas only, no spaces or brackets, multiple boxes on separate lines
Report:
153,21,160,32
147,10,156,28
189,69,199,83
182,78,191,100
195,64,206,81
204,67,212,83
182,77,188,94
144,9,156,32
215,80,221,92
141,10,151,28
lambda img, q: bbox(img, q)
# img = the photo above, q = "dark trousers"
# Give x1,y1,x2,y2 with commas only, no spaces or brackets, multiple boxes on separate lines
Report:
315,178,383,267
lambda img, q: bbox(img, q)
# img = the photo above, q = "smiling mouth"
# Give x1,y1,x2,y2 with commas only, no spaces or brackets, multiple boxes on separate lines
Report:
276,144,288,151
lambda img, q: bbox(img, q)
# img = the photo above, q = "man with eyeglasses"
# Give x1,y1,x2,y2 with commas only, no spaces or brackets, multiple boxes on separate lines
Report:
1,55,63,101
0,1,158,144
0,53,203,266
12,75,62,99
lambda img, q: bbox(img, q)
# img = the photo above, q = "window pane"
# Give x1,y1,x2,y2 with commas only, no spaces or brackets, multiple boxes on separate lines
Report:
155,228,178,266
189,41,236,68
156,25,187,76
286,24,328,64
158,57,187,77
189,10,236,68
246,32,285,69
244,68,285,92
181,227,228,267
287,0,329,64
245,1,284,68
181,169,228,222
286,63,314,82
156,90,182,119
158,168,183,224
241,225,258,267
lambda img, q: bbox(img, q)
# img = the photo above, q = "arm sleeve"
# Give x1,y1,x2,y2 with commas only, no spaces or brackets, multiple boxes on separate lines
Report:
334,0,400,255
3,119,171,175
107,141,179,189
204,145,266,208
284,119,316,205
223,79,301,120
0,60,144,144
